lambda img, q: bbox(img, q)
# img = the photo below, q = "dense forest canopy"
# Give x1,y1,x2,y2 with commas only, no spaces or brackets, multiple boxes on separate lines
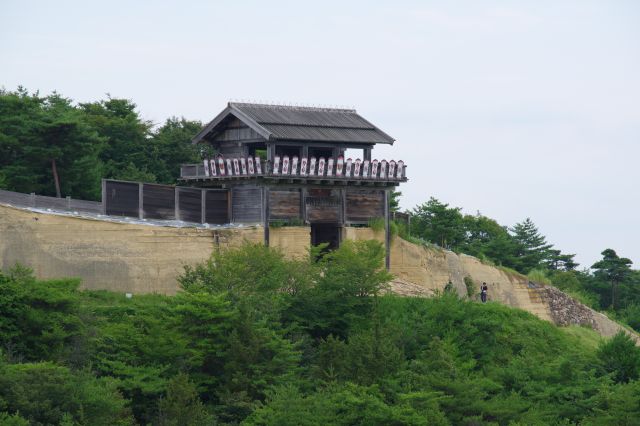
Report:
1,243,640,425
0,87,201,200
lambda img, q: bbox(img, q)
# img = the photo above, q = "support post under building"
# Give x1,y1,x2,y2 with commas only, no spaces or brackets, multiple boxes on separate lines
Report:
384,189,390,270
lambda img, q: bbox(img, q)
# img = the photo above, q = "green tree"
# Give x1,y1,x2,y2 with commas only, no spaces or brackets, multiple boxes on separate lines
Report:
510,218,553,273
411,197,465,249
0,361,133,426
596,331,640,383
460,214,520,268
592,249,633,310
0,88,104,199
147,117,201,184
156,373,213,426
80,96,154,183
389,190,402,213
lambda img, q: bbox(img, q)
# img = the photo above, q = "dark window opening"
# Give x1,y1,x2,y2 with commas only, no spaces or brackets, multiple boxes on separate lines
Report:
311,223,341,259
248,143,267,160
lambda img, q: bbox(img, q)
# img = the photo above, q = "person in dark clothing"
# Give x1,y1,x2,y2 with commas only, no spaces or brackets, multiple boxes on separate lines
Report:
481,282,488,303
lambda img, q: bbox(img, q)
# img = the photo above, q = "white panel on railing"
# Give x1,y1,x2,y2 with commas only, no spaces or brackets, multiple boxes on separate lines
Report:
354,159,361,177
248,157,255,175
362,160,370,178
219,157,226,176
336,156,344,176
273,156,281,174
233,158,240,175
345,158,352,177
291,156,299,175
226,159,233,176
282,156,290,175
255,157,263,174
326,158,334,177
388,160,396,179
379,160,387,179
240,158,247,175
309,157,317,176
396,160,404,179
203,159,210,177
318,157,326,177
371,159,379,178
209,159,217,177
300,157,308,176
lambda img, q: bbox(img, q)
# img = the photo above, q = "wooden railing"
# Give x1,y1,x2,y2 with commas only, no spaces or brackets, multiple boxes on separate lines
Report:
0,188,102,214
180,155,407,182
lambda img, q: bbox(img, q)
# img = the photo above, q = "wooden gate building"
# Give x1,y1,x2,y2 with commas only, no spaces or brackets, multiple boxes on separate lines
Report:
179,102,407,267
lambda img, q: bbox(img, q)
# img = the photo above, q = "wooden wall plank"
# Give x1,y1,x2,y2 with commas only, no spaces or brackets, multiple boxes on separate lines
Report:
205,190,229,224
232,186,262,223
105,181,139,217
143,184,176,220
178,188,202,223
345,189,384,223
269,189,301,220
305,188,341,223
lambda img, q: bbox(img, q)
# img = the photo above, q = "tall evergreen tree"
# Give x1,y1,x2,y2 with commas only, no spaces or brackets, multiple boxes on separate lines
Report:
592,249,633,310
510,218,553,273
80,96,154,182
146,117,201,184
0,88,104,199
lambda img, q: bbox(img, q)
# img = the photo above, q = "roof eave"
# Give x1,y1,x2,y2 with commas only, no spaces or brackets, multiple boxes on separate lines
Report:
191,103,273,145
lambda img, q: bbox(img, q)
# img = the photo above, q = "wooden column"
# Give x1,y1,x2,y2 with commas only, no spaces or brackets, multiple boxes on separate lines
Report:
263,186,270,246
267,143,275,172
201,189,206,224
364,147,372,162
384,189,390,270
340,188,346,226
101,179,107,215
174,187,180,221
138,183,144,219
302,144,309,159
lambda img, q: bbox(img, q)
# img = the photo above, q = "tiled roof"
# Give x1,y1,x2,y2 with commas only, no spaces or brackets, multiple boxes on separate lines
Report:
193,102,395,145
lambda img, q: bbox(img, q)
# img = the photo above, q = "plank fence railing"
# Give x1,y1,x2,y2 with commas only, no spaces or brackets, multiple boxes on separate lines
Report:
0,188,102,214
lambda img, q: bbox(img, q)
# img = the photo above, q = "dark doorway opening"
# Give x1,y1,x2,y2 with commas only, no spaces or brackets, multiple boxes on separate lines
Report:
311,223,341,257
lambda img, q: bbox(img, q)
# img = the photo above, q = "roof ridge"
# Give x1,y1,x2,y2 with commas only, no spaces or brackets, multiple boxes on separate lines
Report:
229,101,356,113
260,122,374,129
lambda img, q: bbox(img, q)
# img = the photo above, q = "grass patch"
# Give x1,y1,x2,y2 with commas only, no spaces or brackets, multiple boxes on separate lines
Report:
559,325,603,350
527,268,552,285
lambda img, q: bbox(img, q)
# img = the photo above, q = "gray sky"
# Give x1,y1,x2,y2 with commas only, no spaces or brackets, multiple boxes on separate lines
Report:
2,0,639,268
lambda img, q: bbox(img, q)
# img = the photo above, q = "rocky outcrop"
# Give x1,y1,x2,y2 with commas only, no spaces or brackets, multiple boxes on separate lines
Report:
347,228,639,343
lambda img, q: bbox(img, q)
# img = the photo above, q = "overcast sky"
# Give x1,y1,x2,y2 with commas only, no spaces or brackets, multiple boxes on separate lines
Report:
2,0,639,268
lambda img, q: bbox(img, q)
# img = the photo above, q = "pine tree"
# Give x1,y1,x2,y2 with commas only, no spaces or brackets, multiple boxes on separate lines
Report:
592,249,633,310
511,218,553,273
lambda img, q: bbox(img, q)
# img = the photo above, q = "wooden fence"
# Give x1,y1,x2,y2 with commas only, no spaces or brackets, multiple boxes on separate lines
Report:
102,180,232,224
0,188,102,214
